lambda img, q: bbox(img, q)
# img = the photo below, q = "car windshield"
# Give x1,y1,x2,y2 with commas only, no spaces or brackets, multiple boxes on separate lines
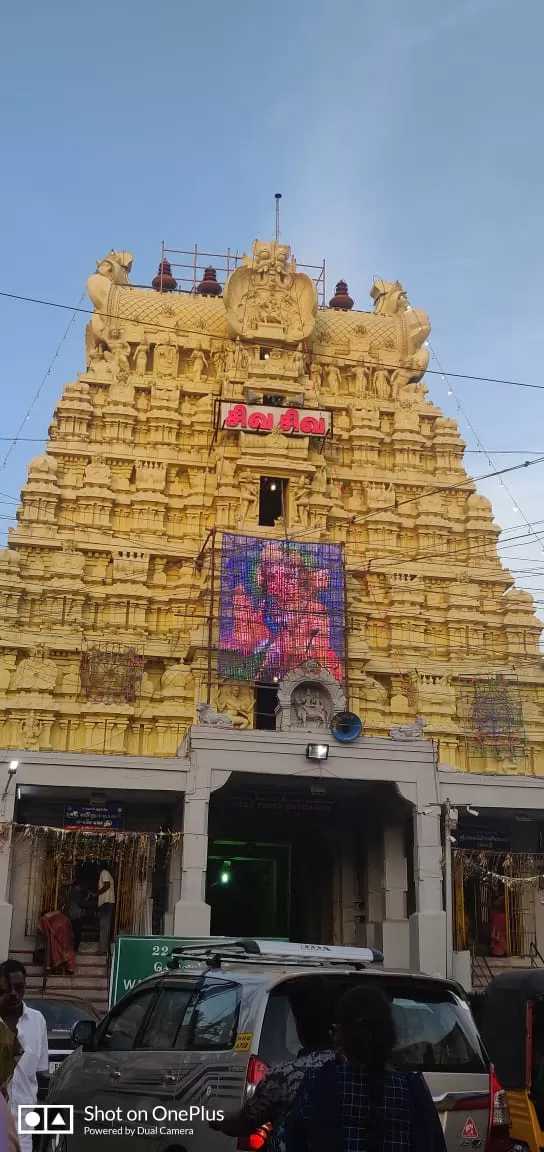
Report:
259,975,487,1073
26,999,97,1031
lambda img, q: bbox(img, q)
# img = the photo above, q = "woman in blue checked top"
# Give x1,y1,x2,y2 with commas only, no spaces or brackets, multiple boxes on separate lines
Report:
281,985,446,1152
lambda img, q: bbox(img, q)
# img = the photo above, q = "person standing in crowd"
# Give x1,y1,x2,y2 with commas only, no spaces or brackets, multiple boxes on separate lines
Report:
282,985,446,1152
67,880,85,953
210,982,336,1146
96,862,115,955
0,960,48,1152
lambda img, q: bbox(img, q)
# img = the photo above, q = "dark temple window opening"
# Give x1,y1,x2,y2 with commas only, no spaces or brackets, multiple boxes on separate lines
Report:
263,394,284,406
255,684,279,730
260,348,271,361
259,477,287,527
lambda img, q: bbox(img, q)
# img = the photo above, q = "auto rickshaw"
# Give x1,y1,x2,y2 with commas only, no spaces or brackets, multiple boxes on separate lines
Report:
480,970,544,1152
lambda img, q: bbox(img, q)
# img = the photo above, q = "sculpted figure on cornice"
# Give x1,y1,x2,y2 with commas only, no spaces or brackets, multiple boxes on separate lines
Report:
309,361,323,391
87,250,133,359
217,682,253,729
103,337,131,380
190,347,208,383
352,363,370,395
371,279,408,316
134,344,149,376
224,239,317,344
369,278,430,370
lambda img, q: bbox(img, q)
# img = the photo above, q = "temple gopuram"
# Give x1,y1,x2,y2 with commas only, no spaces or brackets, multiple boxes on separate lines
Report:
1,235,543,993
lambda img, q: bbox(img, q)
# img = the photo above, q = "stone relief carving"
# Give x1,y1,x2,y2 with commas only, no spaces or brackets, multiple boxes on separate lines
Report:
190,347,208,383
134,344,149,375
103,338,131,380
154,338,179,379
12,648,58,693
20,712,43,750
276,661,346,732
292,685,330,729
217,682,253,729
84,457,112,488
223,239,317,344
389,715,428,740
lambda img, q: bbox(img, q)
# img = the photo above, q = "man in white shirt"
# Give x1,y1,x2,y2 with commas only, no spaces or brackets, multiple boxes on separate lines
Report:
0,959,48,1152
96,863,115,955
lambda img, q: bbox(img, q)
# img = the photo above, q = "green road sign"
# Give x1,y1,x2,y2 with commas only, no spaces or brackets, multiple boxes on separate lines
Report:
109,936,288,1006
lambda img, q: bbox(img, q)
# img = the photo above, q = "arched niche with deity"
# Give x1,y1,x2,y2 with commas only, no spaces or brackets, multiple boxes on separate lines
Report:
276,660,346,732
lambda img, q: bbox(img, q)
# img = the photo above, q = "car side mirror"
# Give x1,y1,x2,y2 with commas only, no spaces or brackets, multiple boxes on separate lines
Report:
72,1020,96,1049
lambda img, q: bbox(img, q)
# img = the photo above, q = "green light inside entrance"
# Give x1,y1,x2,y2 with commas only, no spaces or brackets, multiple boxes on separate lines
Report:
207,842,291,938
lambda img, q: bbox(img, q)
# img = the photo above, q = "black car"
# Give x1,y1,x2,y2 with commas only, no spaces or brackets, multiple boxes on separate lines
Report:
25,995,100,1099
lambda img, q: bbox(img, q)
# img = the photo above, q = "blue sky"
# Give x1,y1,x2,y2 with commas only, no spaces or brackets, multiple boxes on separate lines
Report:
1,0,543,604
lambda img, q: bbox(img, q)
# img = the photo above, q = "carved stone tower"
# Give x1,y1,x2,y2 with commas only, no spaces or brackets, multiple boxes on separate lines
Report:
0,238,542,773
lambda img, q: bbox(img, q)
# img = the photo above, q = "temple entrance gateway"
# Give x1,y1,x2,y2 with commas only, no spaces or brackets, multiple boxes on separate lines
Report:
207,773,411,947
10,788,177,953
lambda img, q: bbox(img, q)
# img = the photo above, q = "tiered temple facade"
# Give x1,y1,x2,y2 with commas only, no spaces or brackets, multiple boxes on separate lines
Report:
0,240,542,769
1,237,544,990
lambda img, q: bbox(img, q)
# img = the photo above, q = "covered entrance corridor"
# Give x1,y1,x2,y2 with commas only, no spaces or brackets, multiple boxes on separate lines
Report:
207,773,414,946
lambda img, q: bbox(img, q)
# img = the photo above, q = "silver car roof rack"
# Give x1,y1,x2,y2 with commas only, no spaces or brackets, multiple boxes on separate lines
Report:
169,938,384,969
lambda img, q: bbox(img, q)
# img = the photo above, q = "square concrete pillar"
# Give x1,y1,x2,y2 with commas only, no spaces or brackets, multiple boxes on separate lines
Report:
409,809,446,975
0,779,16,957
173,765,211,937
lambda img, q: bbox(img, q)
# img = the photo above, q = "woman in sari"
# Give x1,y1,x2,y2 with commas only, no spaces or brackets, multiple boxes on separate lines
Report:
37,909,76,974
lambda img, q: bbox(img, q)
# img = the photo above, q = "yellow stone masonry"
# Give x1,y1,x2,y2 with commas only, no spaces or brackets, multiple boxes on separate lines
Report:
0,239,543,770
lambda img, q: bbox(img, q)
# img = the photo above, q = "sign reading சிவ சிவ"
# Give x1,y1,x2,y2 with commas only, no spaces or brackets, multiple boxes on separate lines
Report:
63,804,124,832
220,402,330,436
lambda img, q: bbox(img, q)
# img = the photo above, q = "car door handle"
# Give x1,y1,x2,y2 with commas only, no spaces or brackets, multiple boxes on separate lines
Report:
110,1070,121,1080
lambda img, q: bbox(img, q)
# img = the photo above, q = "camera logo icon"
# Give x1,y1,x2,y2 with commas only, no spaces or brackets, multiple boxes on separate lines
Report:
18,1105,74,1136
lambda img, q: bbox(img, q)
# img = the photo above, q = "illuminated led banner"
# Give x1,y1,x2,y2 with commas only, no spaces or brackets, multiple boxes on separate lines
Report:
220,402,330,436
218,534,344,684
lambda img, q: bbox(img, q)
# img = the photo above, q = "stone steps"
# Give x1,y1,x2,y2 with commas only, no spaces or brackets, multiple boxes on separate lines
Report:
9,949,109,1016
471,954,537,989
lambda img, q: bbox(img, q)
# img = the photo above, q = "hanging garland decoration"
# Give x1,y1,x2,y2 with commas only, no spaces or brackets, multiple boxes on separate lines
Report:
453,848,544,888
0,822,182,857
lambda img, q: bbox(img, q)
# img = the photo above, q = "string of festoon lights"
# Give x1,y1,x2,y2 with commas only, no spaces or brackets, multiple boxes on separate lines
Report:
430,342,544,554
455,850,544,887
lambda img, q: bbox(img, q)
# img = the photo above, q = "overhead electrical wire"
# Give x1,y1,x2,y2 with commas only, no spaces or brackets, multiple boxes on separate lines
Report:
0,289,85,475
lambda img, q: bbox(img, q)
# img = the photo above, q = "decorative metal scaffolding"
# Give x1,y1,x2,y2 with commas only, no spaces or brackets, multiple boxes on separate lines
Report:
153,242,327,307
459,674,528,765
80,642,144,703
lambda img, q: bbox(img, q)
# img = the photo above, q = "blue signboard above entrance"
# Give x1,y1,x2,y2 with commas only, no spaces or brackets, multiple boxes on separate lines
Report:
64,804,124,831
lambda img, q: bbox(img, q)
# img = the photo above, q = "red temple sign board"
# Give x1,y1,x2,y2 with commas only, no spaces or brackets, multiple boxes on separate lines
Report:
220,402,330,437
